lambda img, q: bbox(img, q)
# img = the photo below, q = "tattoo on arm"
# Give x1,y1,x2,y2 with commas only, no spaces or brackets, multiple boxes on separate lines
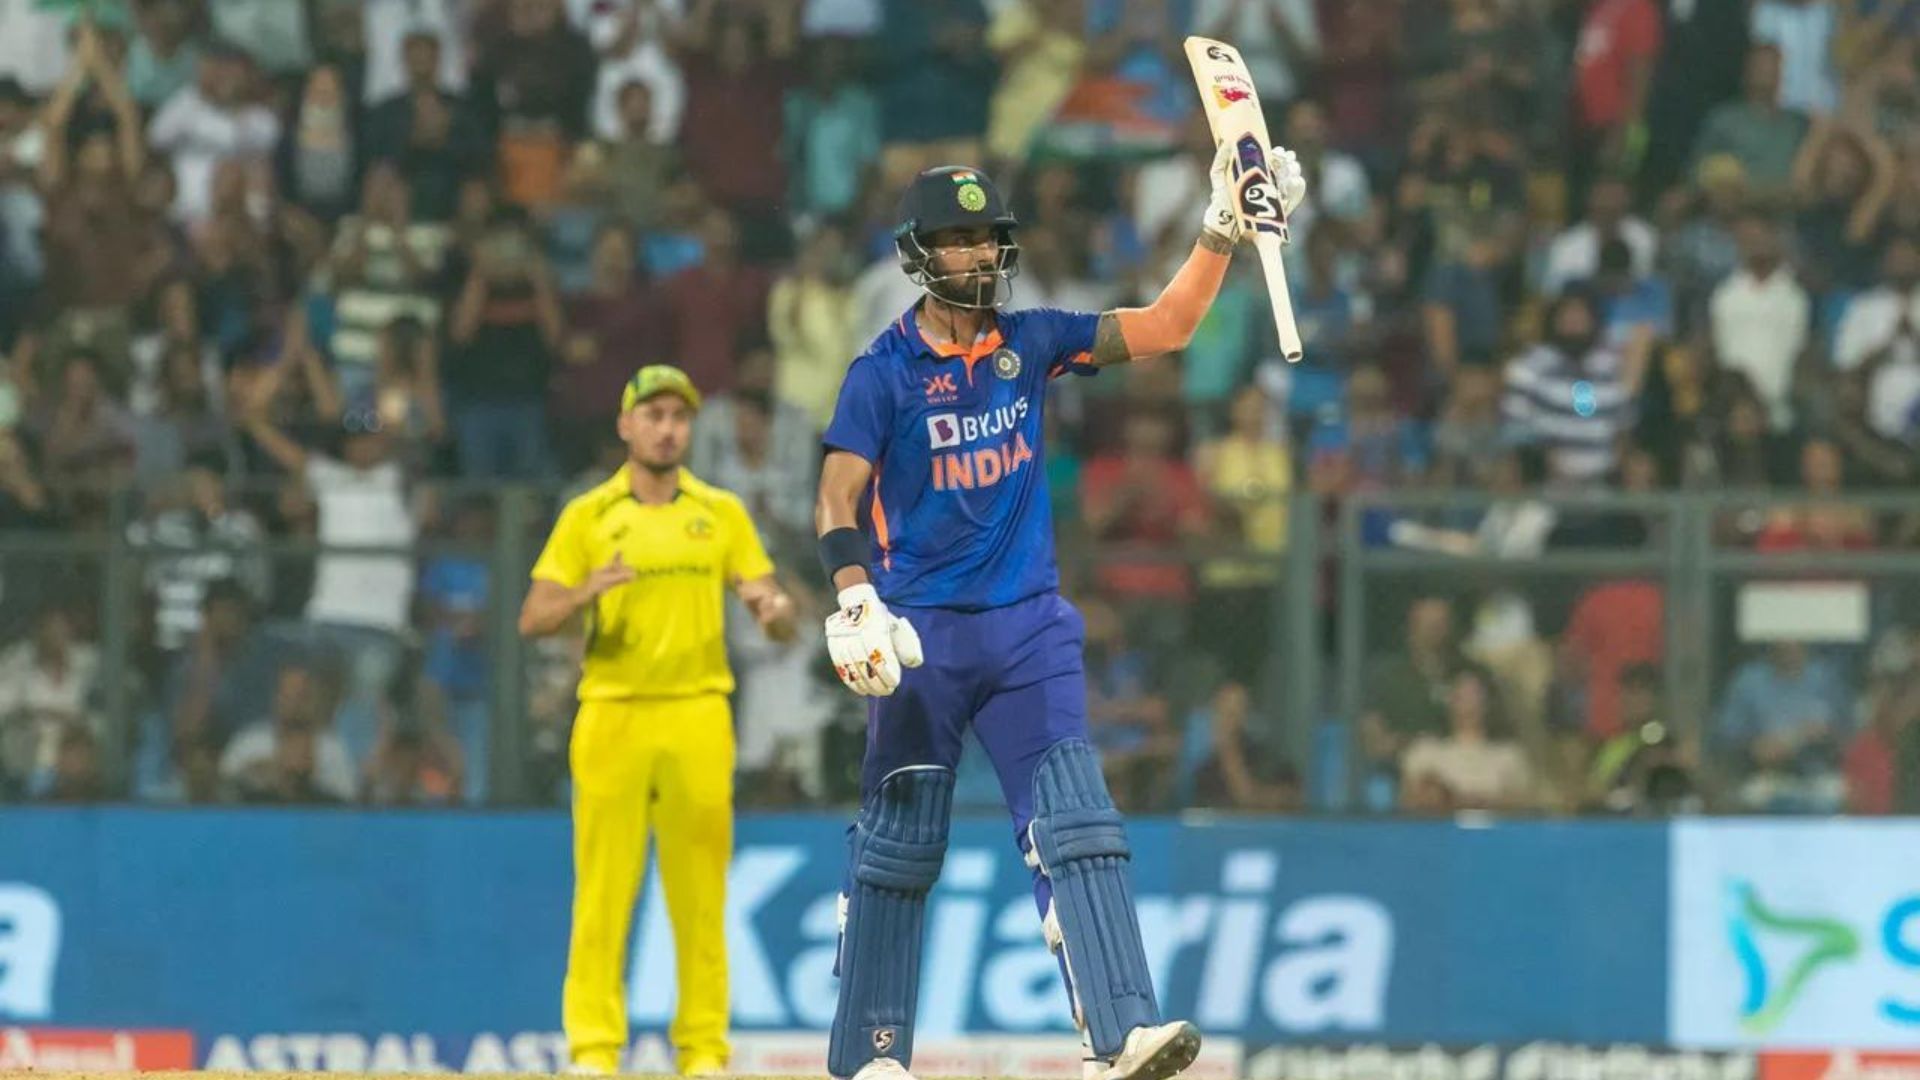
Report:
1091,312,1131,367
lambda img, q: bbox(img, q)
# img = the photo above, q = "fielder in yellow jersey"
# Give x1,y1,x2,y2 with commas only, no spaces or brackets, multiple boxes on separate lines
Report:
518,364,795,1077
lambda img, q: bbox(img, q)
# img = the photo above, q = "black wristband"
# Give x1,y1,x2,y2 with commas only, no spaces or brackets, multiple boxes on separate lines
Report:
817,527,869,583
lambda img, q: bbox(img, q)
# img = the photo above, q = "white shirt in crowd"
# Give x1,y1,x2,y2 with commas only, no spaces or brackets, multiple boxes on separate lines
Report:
304,457,416,633
1401,735,1536,808
1833,287,1920,440
0,0,72,92
1751,0,1838,116
1710,265,1811,430
576,0,688,144
728,599,831,795
219,721,358,802
1541,218,1659,296
361,0,469,105
147,85,281,224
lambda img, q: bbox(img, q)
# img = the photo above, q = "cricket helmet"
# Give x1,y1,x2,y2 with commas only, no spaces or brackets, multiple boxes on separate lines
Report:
893,165,1021,309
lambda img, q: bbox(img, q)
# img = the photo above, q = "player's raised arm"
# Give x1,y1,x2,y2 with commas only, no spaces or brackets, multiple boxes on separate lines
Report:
1089,143,1307,366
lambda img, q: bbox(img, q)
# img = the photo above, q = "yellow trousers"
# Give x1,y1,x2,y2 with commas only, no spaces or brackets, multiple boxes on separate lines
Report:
563,693,734,1072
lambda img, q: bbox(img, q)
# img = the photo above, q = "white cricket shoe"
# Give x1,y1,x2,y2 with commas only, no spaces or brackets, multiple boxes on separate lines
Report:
851,1057,916,1080
1094,1020,1202,1080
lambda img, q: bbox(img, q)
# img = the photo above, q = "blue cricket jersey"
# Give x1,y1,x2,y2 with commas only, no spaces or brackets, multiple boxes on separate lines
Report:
824,304,1102,611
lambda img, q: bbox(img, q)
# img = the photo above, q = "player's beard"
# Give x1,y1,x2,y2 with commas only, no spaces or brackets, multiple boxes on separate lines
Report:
927,265,999,309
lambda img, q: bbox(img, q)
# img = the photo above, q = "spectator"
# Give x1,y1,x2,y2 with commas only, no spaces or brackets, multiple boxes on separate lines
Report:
1844,630,1918,815
359,0,469,107
1831,358,1920,488
1791,116,1897,293
362,718,463,806
1661,155,1749,335
0,75,41,300
670,0,797,232
132,343,240,482
142,577,266,794
128,276,223,417
768,223,859,432
1307,363,1428,495
1431,365,1508,488
126,0,203,110
362,30,487,222
328,315,446,474
1833,236,1920,444
1588,663,1701,815
35,724,105,803
1569,0,1662,205
688,373,818,550
1400,665,1537,813
729,577,832,806
313,161,447,383
661,209,774,396
1291,222,1369,369
445,207,564,478
784,38,879,221
1184,681,1301,812
241,363,415,765
1690,44,1809,201
1195,0,1318,106
603,80,682,233
1754,438,1878,551
1709,212,1811,431
1501,289,1646,486
32,350,136,497
1639,0,1750,196
0,431,54,531
1281,100,1370,249
1702,377,1797,490
1542,175,1658,296
1082,406,1210,604
554,221,662,467
417,500,490,802
1316,0,1405,163
474,0,596,208
147,42,280,227
1194,384,1290,687
126,460,268,653
38,22,160,347
278,62,358,221
1359,595,1466,785
1395,445,1557,558
1080,594,1175,811
1422,229,1507,375
984,0,1088,171
873,0,995,188
0,606,100,798
1717,640,1850,813
1562,577,1665,739
220,662,356,803
1750,0,1840,116
1593,234,1674,351
582,0,687,147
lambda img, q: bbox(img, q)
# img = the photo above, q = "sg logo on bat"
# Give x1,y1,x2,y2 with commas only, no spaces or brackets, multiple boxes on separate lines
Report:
1231,133,1289,241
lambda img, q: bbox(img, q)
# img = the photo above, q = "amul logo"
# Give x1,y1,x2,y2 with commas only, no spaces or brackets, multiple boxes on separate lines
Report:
1728,880,1861,1033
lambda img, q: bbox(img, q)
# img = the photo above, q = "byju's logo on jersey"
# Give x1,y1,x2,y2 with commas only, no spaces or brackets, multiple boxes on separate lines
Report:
927,414,961,449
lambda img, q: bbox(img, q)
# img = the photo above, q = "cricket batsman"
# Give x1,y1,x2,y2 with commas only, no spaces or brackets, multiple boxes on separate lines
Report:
814,142,1307,1080
518,365,797,1076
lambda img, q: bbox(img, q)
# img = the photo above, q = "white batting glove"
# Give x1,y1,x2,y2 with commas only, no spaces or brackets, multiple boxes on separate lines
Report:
1202,140,1242,243
1269,145,1308,216
824,584,924,697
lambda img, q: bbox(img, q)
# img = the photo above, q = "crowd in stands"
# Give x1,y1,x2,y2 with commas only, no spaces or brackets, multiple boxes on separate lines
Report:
0,0,1916,815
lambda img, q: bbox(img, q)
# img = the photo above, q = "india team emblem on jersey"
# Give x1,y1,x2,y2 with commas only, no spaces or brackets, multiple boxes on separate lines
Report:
991,347,1021,380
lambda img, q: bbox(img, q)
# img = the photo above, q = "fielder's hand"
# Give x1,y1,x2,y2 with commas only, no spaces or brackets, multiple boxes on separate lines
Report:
825,583,923,696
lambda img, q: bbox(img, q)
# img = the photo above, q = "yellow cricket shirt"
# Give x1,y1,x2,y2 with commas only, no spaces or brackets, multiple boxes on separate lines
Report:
531,465,775,700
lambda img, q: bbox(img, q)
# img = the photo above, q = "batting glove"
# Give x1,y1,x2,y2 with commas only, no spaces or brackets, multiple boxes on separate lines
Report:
825,583,924,697
1269,145,1308,216
1201,140,1242,244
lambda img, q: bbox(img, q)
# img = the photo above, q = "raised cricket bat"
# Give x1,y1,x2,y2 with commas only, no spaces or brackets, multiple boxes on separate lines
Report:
1184,36,1304,363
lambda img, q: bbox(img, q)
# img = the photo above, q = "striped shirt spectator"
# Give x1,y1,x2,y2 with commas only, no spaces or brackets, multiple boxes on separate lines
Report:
1502,295,1642,484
